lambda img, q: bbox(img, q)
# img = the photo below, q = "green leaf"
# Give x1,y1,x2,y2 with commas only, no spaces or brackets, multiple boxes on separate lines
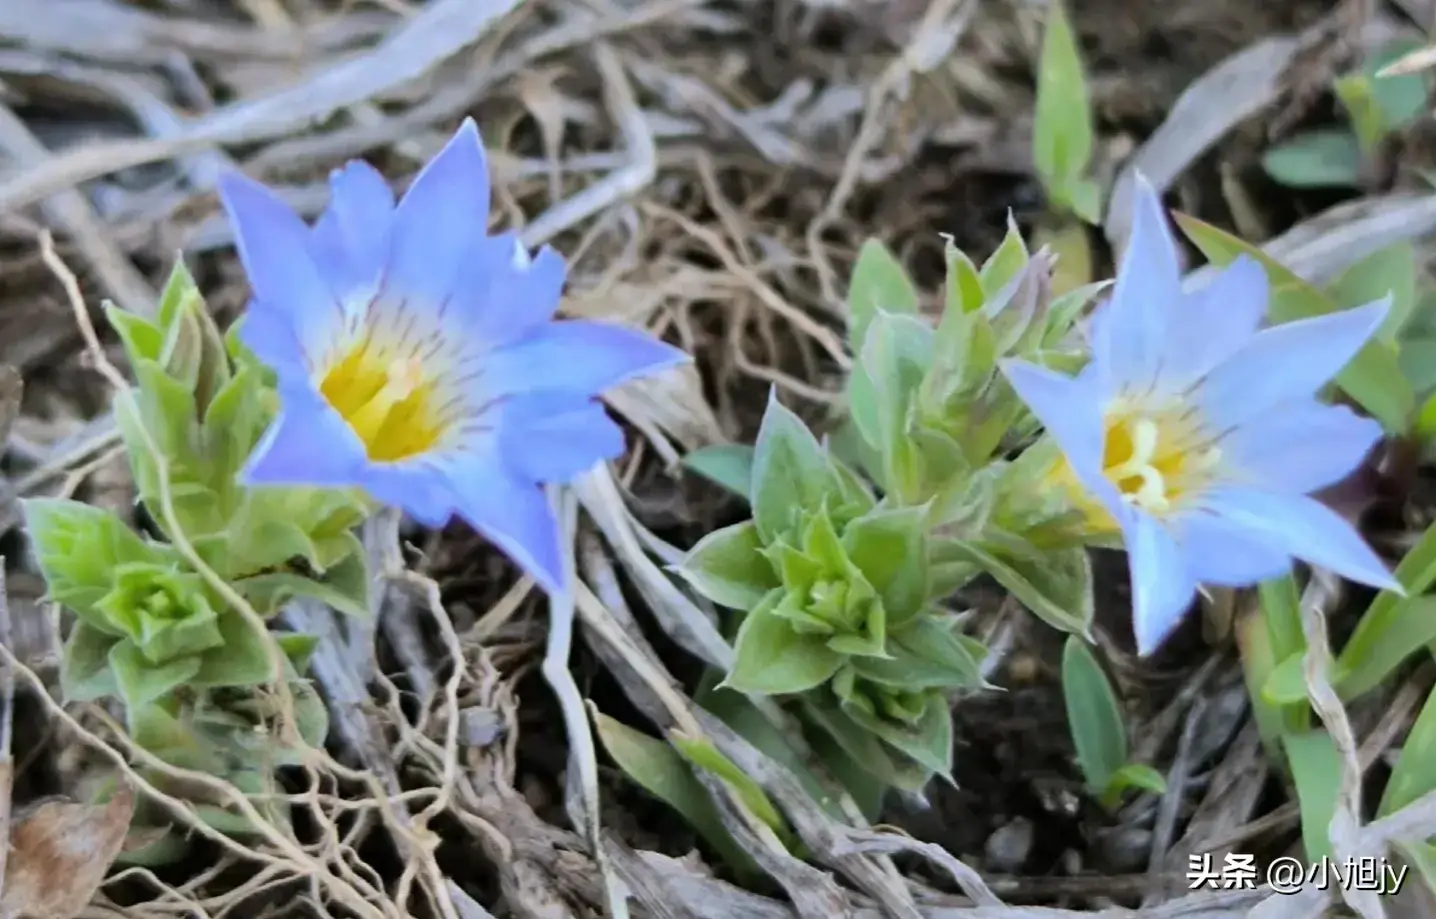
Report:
1379,682,1436,817
1105,762,1167,798
592,712,761,879
1065,177,1102,225
232,558,371,620
838,687,954,778
682,443,755,501
979,215,1031,298
801,695,933,792
677,521,780,611
1335,73,1387,155
22,498,170,625
1261,129,1364,189
946,539,1093,637
60,621,120,702
105,305,164,368
847,238,920,353
943,237,985,315
750,390,843,543
1175,213,1413,433
1260,651,1311,706
725,590,844,694
1235,610,1288,763
1339,516,1436,700
192,613,280,688
697,684,849,819
1368,38,1432,129
854,312,937,500
1061,635,1127,798
671,732,791,840
840,506,930,623
1325,242,1416,343
108,640,201,710
849,615,985,690
1032,0,1094,211
1283,729,1343,863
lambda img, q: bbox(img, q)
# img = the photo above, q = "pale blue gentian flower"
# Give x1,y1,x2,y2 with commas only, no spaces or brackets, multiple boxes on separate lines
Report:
1000,175,1401,655
218,118,689,594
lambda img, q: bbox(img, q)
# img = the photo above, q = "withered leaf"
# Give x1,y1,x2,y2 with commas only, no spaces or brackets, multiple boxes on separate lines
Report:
1,785,135,919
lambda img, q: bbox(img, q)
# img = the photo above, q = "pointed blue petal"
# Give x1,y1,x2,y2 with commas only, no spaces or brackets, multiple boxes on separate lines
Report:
1178,510,1291,586
236,303,308,380
999,359,1105,473
1093,174,1182,394
239,383,366,487
1198,299,1390,429
218,173,345,356
312,160,394,293
486,321,689,399
388,118,491,305
1221,400,1382,494
1123,510,1197,656
498,393,625,483
1203,488,1399,591
1159,255,1268,391
357,460,456,529
452,232,567,346
446,452,566,593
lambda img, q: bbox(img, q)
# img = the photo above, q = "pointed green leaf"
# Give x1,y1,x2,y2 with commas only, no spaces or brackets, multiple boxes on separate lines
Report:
1284,729,1342,863
592,712,762,879
840,506,929,623
192,613,278,688
1339,516,1436,700
1061,635,1127,797
1261,129,1364,189
671,732,791,840
801,696,933,792
947,539,1093,636
725,591,844,694
108,640,201,709
1106,762,1167,797
847,238,920,352
1032,0,1093,210
750,390,842,542
979,215,1030,297
1325,242,1416,343
1379,682,1436,818
60,621,120,702
943,237,985,315
678,521,780,610
682,443,755,501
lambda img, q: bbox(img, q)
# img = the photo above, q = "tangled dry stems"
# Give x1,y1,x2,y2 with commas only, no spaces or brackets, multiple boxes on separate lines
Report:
7,0,1436,917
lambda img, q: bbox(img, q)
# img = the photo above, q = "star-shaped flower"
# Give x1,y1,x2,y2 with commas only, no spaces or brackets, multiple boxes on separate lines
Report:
1000,175,1401,654
219,118,689,594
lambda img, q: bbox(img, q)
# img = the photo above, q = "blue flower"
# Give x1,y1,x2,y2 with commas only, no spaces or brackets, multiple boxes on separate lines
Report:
218,118,689,594
1000,175,1401,655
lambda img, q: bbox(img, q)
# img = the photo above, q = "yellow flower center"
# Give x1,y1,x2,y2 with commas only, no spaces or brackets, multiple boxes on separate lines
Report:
1048,400,1223,531
320,341,445,462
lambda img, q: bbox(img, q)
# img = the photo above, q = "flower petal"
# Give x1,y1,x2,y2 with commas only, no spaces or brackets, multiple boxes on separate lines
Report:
1178,510,1291,586
1220,400,1382,494
1159,255,1268,391
999,359,1105,473
1122,509,1198,656
486,321,689,399
218,173,344,356
1093,174,1182,394
236,304,308,379
312,160,394,293
357,460,455,529
446,452,566,593
1198,298,1390,429
451,231,567,346
1203,488,1399,591
388,117,491,306
498,393,625,483
240,383,366,487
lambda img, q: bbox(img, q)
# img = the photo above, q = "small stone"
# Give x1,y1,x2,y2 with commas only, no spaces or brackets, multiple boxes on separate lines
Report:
1098,826,1153,872
984,817,1034,873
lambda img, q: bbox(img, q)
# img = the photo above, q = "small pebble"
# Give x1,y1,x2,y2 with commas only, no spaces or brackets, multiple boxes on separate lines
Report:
984,817,1034,873
1098,825,1153,873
